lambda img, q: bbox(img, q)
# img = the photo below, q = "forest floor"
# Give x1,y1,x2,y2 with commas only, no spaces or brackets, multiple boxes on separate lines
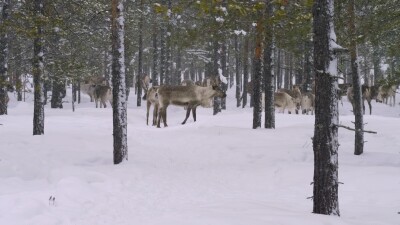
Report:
1,85,399,225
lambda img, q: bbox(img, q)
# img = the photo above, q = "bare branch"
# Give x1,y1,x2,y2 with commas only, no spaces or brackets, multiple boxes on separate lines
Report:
335,124,377,134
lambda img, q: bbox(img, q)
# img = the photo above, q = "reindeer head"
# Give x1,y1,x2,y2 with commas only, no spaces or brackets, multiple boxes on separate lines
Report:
212,85,227,98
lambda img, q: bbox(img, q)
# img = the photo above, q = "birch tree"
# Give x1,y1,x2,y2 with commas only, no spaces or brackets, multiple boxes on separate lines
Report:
312,0,340,216
111,0,128,164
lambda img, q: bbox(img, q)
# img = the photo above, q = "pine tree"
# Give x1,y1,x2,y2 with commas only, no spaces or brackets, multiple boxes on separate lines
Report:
348,0,364,155
264,0,275,129
32,0,45,135
111,0,128,164
0,0,10,115
312,0,340,216
252,6,263,129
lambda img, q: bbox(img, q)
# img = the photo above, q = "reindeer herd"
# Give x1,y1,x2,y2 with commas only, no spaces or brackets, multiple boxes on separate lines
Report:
80,74,398,128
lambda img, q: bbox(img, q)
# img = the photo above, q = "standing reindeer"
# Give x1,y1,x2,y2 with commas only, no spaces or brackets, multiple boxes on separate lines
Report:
156,85,226,128
146,86,160,126
94,85,112,108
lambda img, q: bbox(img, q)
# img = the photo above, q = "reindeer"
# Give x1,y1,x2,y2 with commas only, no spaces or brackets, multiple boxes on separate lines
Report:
181,79,195,86
347,85,376,114
300,92,315,115
274,92,299,114
156,85,226,128
81,84,96,102
146,86,160,126
94,85,112,108
82,75,107,102
377,85,397,106
277,86,302,114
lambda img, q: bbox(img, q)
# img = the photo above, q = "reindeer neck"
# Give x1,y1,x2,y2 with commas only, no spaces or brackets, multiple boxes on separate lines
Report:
199,86,216,99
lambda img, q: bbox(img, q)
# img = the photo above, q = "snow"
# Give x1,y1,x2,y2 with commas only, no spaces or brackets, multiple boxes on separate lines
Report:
1,86,400,225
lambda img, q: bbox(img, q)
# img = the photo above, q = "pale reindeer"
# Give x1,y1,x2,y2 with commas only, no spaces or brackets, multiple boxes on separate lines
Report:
377,85,397,106
94,85,113,108
347,85,376,114
82,75,108,102
273,92,299,114
156,85,227,128
181,79,195,86
277,86,302,114
300,92,315,115
81,84,96,102
146,86,160,126
135,74,152,100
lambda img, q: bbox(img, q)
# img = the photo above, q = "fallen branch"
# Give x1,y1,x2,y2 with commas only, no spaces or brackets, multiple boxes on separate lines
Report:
336,124,377,134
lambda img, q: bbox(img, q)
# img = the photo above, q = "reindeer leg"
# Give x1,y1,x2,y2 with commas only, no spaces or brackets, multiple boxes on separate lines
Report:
182,106,191,125
362,100,365,115
153,104,158,126
157,107,162,128
368,99,372,115
192,106,197,122
146,101,151,125
162,107,168,127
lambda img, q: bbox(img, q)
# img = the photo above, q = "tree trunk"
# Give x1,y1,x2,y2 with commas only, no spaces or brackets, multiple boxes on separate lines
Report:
136,0,144,106
159,9,167,85
372,44,381,84
312,0,340,216
235,35,241,107
276,49,281,89
221,40,227,110
252,15,263,129
303,40,312,92
111,0,128,164
175,47,182,85
0,0,10,115
264,1,275,129
212,39,221,115
51,76,64,108
242,33,249,108
165,0,172,85
152,13,159,86
33,0,45,135
349,0,364,155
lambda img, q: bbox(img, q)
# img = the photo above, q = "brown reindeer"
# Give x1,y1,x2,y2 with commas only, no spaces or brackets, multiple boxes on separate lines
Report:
82,75,107,102
94,85,112,108
156,85,226,128
347,85,376,114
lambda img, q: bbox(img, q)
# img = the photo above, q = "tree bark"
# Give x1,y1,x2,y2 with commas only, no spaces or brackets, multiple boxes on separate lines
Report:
235,35,241,107
33,0,45,135
349,0,364,155
111,0,128,164
212,38,221,115
242,33,249,108
312,0,340,216
252,15,263,129
264,1,275,129
51,76,64,108
152,12,159,86
136,0,143,106
0,0,10,115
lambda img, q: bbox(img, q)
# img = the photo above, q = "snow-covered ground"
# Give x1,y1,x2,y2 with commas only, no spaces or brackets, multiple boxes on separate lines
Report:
1,86,399,225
